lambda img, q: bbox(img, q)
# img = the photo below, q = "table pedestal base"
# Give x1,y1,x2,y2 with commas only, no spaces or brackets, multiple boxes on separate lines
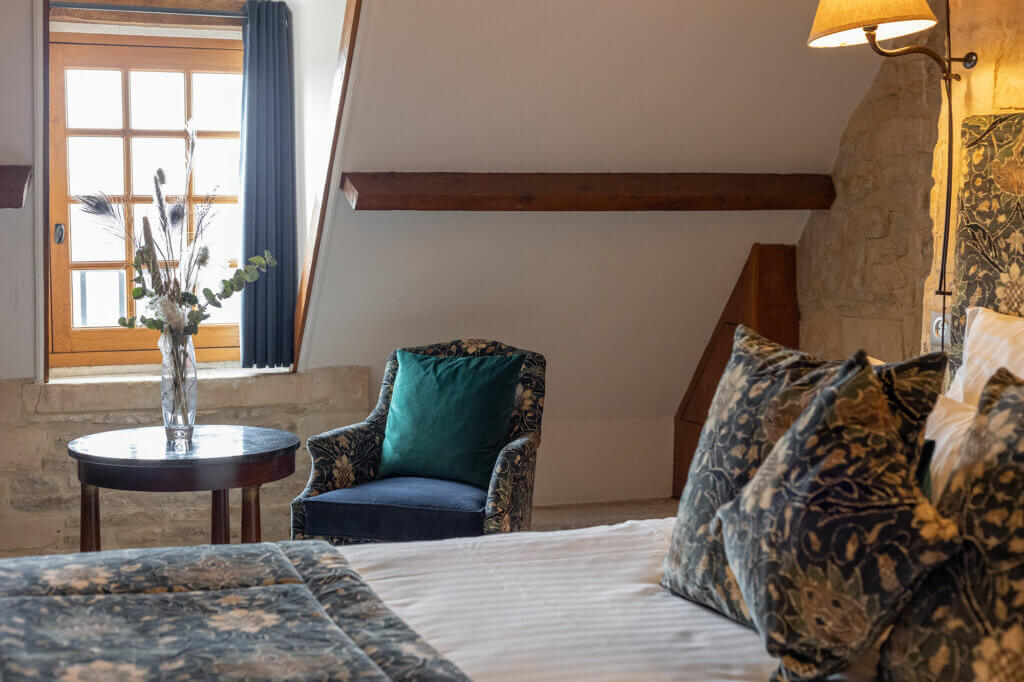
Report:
242,487,261,543
80,483,101,552
211,490,230,544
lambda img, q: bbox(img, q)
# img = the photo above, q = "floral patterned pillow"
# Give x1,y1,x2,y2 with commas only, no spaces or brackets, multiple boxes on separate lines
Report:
880,368,1024,682
661,326,947,626
717,352,960,682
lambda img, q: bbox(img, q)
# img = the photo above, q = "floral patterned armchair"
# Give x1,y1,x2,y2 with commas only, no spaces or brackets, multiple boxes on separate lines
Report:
291,340,546,544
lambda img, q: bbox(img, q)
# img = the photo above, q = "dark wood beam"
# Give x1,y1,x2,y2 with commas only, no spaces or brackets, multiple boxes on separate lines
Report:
0,166,33,210
341,172,836,212
50,0,245,29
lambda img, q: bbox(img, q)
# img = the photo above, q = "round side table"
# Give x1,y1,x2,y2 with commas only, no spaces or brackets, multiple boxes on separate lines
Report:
68,425,299,552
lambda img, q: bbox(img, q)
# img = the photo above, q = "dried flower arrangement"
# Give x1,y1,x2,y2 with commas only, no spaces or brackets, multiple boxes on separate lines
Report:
77,127,276,336
77,126,276,444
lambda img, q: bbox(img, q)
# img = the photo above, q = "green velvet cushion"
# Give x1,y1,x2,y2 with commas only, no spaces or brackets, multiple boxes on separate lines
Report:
379,350,524,489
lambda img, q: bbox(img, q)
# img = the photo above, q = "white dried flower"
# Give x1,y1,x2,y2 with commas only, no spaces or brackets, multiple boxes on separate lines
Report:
154,296,187,333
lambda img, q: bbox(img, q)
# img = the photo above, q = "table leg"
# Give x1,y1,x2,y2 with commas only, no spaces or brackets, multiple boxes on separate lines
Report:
211,489,230,544
80,483,101,552
241,486,261,543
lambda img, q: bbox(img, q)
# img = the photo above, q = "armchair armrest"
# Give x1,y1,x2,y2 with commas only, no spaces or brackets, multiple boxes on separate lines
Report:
484,434,541,534
291,421,384,538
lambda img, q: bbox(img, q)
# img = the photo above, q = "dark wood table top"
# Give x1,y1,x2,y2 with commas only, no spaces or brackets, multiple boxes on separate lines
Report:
68,425,300,468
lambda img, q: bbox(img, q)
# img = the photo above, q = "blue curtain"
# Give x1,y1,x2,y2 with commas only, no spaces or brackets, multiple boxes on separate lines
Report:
240,0,297,368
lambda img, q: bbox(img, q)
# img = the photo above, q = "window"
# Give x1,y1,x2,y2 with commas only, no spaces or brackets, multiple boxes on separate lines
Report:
48,35,244,369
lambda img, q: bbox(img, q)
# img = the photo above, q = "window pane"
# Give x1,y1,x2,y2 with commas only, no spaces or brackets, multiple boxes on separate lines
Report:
197,203,241,265
68,137,124,195
66,70,122,129
72,269,126,328
191,73,243,131
194,138,240,196
69,203,125,262
134,202,185,261
198,265,241,324
131,137,186,196
130,71,185,130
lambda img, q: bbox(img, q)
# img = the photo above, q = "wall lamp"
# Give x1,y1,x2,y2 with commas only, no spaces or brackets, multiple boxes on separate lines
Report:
808,0,977,350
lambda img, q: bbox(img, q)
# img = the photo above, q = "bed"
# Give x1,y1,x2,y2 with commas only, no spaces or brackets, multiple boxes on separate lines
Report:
0,518,877,681
343,517,878,682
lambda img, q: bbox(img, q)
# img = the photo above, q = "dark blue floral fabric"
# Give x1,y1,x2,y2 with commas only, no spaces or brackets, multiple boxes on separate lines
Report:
949,114,1024,371
881,368,1024,682
0,543,301,597
0,541,468,681
293,339,546,542
717,352,960,682
662,326,946,627
282,541,467,681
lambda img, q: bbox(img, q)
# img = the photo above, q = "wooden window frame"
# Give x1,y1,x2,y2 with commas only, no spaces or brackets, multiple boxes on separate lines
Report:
47,32,244,369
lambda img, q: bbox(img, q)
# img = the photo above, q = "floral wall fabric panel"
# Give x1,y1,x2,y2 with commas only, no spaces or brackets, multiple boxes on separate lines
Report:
951,114,1024,369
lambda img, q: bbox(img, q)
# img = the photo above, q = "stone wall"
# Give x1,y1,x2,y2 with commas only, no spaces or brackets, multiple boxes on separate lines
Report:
0,367,370,558
800,0,1024,362
798,21,944,362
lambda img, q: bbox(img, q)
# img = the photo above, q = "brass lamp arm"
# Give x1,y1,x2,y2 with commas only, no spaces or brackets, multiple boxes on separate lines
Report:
862,26,977,78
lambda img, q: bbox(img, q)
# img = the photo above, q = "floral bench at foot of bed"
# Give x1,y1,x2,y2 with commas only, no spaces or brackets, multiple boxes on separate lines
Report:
0,542,467,682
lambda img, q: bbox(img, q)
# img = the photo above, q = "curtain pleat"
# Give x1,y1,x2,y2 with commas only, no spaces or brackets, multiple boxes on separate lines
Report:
240,0,297,368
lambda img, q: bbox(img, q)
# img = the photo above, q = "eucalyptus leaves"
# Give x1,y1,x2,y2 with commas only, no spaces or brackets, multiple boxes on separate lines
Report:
77,126,277,337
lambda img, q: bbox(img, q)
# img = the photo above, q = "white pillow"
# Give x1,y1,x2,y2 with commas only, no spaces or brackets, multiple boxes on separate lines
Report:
949,307,1024,406
925,395,976,501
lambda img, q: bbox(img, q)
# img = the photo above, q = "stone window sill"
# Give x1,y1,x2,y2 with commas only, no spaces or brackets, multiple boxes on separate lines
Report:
48,366,291,385
18,366,370,419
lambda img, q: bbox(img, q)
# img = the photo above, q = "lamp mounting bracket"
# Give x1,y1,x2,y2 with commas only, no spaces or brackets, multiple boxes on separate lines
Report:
862,26,977,80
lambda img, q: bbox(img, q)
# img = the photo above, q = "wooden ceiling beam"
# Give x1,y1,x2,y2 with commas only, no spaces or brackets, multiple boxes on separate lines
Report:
50,1,245,29
340,172,837,212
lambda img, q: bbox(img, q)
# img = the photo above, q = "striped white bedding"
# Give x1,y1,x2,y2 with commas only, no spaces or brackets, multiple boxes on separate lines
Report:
342,517,872,681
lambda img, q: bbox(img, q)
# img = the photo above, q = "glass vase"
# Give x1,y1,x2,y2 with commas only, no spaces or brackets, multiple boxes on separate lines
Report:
159,330,197,447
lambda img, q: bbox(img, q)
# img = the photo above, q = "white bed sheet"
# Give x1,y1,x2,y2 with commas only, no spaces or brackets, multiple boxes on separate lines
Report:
343,517,862,681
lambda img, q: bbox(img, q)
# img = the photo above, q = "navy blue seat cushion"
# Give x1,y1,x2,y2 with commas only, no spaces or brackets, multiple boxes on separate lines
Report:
302,476,487,542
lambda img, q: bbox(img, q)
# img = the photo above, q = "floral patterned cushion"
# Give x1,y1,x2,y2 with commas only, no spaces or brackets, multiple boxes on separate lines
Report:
717,352,960,682
880,368,1024,682
662,326,946,626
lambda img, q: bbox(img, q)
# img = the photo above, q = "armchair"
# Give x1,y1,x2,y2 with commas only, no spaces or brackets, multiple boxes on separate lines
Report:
291,340,546,544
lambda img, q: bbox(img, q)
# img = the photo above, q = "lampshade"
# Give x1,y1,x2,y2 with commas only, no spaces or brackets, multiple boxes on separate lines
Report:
808,0,937,48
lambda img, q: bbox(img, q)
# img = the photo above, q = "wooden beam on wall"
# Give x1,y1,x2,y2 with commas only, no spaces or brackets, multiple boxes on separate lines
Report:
292,0,363,372
341,172,836,212
0,166,33,210
50,0,245,29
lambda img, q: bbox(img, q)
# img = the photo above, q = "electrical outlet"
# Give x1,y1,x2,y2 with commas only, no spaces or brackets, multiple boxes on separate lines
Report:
929,310,949,351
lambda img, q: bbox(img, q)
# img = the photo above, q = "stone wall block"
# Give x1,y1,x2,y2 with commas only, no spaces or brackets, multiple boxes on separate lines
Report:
0,379,29,425
9,493,79,514
310,365,371,409
113,523,209,547
0,514,68,552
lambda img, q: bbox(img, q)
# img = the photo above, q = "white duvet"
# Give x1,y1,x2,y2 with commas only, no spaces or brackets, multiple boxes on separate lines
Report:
343,518,789,681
